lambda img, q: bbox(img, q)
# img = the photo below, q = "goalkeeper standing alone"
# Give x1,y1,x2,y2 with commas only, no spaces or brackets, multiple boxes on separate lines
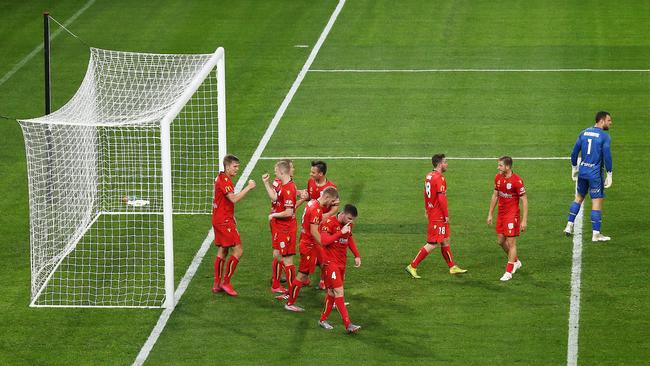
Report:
564,111,613,242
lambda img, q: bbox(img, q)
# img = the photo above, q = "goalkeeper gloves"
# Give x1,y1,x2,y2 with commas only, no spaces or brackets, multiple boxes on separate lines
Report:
604,172,612,188
571,165,579,182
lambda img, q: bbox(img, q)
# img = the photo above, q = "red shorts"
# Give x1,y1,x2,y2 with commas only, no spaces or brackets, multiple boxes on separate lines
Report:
272,224,296,256
298,241,322,274
324,264,346,289
427,221,450,244
213,221,241,247
496,215,520,237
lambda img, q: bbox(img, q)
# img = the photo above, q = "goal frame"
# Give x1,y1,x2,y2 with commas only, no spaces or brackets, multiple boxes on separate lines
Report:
23,47,226,309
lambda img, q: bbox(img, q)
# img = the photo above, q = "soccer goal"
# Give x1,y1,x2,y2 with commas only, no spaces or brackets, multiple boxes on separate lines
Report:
18,47,227,308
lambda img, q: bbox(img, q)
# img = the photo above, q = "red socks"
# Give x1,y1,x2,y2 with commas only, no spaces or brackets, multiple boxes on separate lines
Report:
334,296,351,328
214,256,224,284
505,262,514,273
223,256,239,284
410,247,430,268
320,294,335,321
272,259,283,287
288,279,303,306
440,246,455,268
284,264,296,285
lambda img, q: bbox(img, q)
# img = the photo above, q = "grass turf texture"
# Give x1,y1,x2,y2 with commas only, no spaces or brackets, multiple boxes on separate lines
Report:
1,0,649,365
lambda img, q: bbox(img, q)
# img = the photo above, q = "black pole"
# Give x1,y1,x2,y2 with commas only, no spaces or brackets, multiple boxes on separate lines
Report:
44,12,54,206
43,12,51,115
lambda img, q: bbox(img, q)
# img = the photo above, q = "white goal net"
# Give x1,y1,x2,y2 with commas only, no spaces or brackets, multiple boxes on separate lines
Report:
18,47,226,308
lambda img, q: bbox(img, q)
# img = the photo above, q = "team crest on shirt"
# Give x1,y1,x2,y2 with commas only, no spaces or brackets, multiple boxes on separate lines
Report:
506,183,512,189
280,242,285,249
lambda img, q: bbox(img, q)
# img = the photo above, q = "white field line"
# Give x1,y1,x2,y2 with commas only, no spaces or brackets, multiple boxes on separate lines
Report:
309,68,650,73
260,156,570,160
132,1,347,365
567,197,584,365
0,0,96,88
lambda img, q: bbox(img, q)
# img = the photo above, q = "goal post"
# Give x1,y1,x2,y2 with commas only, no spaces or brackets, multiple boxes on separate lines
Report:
18,47,226,308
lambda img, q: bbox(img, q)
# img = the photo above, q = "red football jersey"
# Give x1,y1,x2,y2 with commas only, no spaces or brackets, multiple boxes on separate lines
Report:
299,199,324,245
494,173,526,217
272,180,297,229
307,178,337,200
424,171,447,222
320,216,360,268
212,172,234,224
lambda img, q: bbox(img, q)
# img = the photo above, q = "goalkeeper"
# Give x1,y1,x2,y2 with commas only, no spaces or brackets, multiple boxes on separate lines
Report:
564,111,613,242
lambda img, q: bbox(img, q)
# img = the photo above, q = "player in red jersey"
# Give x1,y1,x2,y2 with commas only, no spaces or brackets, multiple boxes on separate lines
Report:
318,204,362,334
298,160,339,217
296,160,338,289
262,160,298,293
487,156,528,281
406,154,467,278
212,154,256,296
282,186,339,312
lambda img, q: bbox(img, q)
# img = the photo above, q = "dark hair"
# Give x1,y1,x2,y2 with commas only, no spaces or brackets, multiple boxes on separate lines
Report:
431,154,446,168
223,154,240,167
343,204,358,217
499,156,513,168
595,111,610,123
311,160,327,175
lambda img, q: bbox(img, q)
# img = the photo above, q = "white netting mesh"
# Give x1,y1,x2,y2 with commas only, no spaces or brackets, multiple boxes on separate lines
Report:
19,48,223,307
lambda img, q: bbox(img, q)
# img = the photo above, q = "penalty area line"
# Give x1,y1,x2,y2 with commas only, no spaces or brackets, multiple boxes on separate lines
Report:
260,156,570,161
131,1,347,365
309,68,650,73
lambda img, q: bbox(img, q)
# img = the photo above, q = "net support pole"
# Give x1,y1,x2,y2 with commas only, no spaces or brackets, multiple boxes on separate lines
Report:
160,47,224,309
43,12,54,207
217,50,227,172
43,12,51,115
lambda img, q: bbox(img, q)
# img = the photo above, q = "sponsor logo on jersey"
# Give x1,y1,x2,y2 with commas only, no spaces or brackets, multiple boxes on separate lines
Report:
581,162,596,168
498,192,513,198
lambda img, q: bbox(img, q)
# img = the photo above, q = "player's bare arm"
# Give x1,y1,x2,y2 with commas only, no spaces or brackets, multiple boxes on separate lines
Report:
226,180,256,203
520,194,528,232
295,189,309,208
261,173,277,201
310,222,322,246
269,207,294,221
323,199,340,218
487,190,498,225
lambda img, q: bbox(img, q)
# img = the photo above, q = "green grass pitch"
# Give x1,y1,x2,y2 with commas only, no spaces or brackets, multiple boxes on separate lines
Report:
1,0,649,365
